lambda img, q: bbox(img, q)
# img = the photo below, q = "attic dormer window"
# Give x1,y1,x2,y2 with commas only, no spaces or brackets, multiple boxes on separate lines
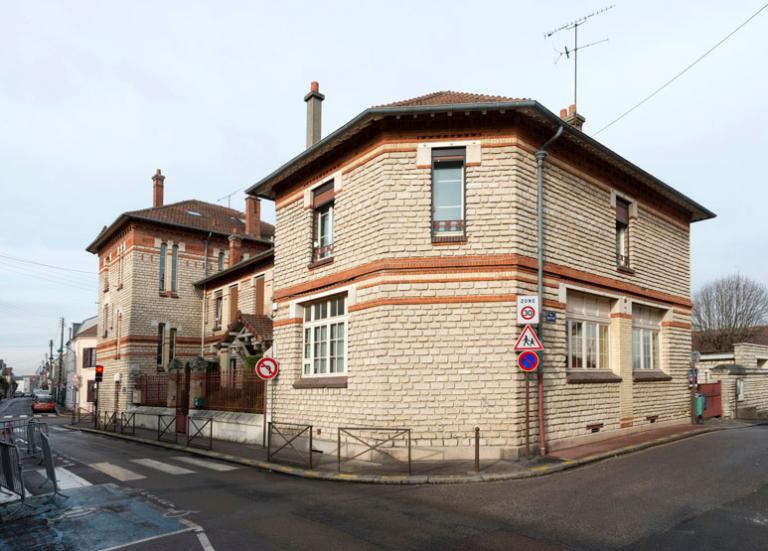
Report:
186,210,202,217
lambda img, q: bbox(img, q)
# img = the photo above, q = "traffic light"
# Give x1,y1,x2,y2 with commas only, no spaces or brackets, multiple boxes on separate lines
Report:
95,365,104,383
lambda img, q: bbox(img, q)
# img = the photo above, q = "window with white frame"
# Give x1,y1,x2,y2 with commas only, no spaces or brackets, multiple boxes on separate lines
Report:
302,294,347,376
632,305,663,370
432,147,465,235
311,181,335,262
567,292,612,369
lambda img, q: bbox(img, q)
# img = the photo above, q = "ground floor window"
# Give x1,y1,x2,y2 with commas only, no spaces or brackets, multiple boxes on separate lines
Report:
632,305,664,370
566,292,612,370
303,294,347,376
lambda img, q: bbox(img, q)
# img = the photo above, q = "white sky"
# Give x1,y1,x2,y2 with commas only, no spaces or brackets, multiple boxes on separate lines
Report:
1,1,766,374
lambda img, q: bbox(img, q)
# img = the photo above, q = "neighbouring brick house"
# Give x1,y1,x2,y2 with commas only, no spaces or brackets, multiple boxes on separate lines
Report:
246,86,715,458
86,170,273,415
68,315,98,413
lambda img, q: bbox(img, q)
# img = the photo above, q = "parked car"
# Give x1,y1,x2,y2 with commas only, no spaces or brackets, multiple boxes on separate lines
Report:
32,394,56,414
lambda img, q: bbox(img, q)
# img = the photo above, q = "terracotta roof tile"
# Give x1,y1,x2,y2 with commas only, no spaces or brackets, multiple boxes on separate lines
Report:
239,314,273,342
375,91,525,108
126,199,274,239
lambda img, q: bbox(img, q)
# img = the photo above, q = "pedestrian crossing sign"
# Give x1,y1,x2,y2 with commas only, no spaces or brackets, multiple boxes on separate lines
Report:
513,324,543,351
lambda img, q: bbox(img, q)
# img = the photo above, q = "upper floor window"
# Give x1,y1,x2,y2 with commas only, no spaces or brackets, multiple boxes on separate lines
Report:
103,257,110,292
117,243,125,289
168,327,177,361
170,244,178,292
303,294,346,376
312,181,335,262
615,197,631,269
82,348,96,369
218,251,225,272
159,243,167,291
254,275,265,315
432,148,465,238
632,305,663,370
102,304,109,338
229,284,239,324
115,312,122,359
567,292,611,370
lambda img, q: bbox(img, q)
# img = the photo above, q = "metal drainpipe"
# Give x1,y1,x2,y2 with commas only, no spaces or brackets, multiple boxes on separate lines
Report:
535,125,564,457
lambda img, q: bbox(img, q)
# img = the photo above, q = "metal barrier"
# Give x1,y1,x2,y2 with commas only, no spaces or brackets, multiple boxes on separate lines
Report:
187,417,213,450
337,427,412,474
70,407,95,427
268,422,313,468
120,412,136,436
0,440,25,504
26,420,49,458
157,414,178,444
39,432,65,499
102,411,118,433
1,419,27,445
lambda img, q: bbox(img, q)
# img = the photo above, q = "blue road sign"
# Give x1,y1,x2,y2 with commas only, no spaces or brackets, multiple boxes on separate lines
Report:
518,351,539,372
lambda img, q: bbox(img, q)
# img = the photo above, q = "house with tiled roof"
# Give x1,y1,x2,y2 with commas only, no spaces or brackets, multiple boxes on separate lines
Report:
247,83,714,459
86,170,274,420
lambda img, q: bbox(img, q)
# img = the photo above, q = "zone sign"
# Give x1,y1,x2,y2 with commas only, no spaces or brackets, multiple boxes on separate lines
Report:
516,295,540,325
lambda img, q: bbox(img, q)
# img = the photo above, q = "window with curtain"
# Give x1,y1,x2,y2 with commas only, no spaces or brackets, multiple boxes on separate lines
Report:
171,244,178,292
302,294,347,376
632,305,663,370
567,292,612,370
312,181,335,262
615,197,631,269
432,147,465,236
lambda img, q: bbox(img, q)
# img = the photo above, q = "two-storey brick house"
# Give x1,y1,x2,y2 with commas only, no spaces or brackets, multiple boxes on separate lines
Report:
247,88,714,459
86,170,273,413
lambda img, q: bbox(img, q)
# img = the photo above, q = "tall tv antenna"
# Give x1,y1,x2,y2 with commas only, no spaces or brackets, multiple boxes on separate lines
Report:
545,5,614,111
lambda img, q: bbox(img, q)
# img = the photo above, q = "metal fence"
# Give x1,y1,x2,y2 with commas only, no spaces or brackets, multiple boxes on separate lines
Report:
338,427,411,474
268,422,313,468
202,370,265,414
187,416,213,450
120,412,136,436
0,440,25,504
135,373,169,407
157,414,179,444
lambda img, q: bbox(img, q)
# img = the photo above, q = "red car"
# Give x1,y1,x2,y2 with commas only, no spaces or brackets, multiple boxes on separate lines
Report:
32,394,56,414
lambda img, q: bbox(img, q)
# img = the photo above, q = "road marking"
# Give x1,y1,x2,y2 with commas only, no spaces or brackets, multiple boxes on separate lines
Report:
50,426,66,432
20,414,28,418
197,532,215,551
91,462,146,481
130,458,195,475
36,467,92,489
172,456,239,472
2,415,11,419
100,527,197,551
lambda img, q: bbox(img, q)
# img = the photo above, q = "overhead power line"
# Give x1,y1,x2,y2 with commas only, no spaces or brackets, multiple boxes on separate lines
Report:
0,264,95,293
0,252,97,275
594,3,768,136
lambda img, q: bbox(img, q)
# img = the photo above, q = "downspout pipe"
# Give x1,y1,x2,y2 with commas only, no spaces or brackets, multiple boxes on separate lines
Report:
535,124,563,457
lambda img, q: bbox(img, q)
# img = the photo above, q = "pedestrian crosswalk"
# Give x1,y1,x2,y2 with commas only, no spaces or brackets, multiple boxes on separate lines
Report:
2,413,58,419
130,458,195,475
172,456,240,472
83,456,239,483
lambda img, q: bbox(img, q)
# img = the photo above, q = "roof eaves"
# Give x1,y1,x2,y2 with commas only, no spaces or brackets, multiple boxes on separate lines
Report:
193,248,274,288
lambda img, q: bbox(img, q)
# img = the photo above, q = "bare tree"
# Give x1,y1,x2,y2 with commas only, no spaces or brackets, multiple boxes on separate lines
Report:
693,273,768,352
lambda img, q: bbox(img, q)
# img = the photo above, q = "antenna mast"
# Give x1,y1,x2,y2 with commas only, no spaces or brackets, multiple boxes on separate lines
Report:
545,5,614,111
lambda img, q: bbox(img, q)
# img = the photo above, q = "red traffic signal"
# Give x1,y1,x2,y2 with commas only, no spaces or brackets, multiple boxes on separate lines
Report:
95,364,104,382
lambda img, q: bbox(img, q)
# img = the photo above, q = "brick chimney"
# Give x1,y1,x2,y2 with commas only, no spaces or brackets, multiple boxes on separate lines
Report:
304,81,325,148
245,196,261,238
228,228,242,266
152,169,165,208
560,104,585,131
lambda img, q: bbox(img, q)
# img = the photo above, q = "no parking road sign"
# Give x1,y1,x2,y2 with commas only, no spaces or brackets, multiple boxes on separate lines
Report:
517,351,539,372
255,357,279,380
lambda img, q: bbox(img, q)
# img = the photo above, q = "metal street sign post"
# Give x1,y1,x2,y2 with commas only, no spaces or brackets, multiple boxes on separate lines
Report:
515,324,544,459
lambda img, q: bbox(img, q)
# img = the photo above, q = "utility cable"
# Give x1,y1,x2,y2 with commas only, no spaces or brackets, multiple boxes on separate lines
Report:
594,3,768,136
0,252,97,275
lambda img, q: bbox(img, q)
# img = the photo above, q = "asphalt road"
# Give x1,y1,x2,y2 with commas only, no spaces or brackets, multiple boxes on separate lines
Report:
2,415,767,550
0,397,34,417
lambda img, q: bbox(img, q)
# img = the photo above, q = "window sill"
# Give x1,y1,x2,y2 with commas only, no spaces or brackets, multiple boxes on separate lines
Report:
159,291,179,298
566,370,622,384
432,234,467,245
293,376,348,389
633,370,672,382
616,265,635,275
308,257,334,270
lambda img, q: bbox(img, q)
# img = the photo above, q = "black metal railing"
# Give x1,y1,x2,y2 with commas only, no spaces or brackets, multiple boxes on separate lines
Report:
120,412,135,436
267,422,313,468
157,414,178,444
337,427,411,474
102,411,118,433
187,416,213,450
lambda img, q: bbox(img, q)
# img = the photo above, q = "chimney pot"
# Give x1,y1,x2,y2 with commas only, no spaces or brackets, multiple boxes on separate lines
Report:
152,169,165,208
245,196,262,238
559,108,568,118
568,104,576,114
228,229,243,266
304,81,325,148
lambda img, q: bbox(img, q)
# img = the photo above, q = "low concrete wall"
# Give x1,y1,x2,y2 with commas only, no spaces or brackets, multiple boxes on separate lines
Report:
710,365,768,419
129,406,265,445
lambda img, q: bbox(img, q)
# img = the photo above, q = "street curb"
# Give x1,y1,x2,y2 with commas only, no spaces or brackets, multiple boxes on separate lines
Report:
62,424,727,485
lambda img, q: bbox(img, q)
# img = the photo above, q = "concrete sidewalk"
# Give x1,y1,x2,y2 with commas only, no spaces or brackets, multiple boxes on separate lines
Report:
63,419,749,484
